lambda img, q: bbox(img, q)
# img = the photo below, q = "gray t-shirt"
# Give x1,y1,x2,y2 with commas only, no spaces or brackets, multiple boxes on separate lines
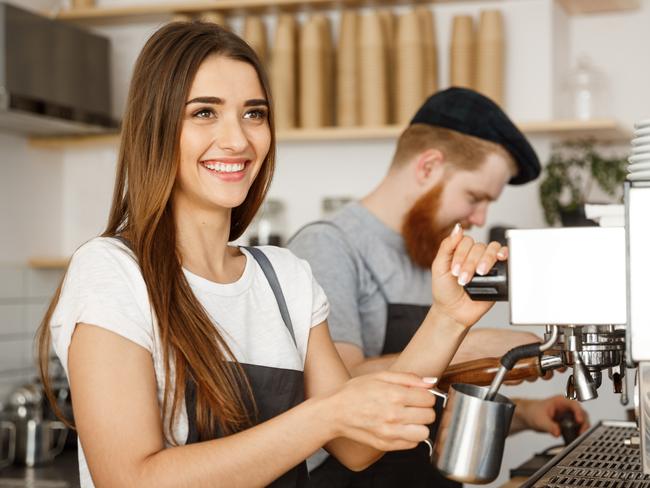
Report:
288,202,432,357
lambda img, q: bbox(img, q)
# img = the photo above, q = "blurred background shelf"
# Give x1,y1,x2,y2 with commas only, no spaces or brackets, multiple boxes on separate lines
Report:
53,0,639,22
28,258,69,269
28,119,633,149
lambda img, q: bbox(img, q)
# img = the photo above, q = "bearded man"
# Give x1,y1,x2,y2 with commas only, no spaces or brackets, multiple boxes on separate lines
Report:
288,87,588,487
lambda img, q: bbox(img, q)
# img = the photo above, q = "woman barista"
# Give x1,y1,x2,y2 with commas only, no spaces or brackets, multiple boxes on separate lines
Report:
37,22,509,487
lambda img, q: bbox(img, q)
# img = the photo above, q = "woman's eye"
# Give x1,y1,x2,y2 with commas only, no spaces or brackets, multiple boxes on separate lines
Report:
193,108,215,119
244,108,268,121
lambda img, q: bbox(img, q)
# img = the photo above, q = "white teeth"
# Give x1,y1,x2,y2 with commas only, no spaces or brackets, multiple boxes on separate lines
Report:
204,162,246,173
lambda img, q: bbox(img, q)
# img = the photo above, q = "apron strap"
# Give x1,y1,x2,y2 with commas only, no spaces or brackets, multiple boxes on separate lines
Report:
242,246,297,346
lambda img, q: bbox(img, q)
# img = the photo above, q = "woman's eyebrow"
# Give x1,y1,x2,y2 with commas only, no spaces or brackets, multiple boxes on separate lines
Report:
185,97,269,107
186,96,223,105
244,99,269,107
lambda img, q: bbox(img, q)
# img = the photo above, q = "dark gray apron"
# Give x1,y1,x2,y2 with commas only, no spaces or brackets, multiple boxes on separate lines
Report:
185,246,309,488
289,224,461,488
114,238,308,487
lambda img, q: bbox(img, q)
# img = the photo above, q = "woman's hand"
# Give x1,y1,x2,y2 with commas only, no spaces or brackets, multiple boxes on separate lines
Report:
511,395,590,437
431,223,508,328
325,371,438,452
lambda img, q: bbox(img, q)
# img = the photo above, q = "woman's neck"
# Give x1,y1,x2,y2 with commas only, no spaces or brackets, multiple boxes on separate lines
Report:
173,199,244,284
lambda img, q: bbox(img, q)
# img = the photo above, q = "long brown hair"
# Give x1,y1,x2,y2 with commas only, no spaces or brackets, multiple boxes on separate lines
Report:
36,22,275,441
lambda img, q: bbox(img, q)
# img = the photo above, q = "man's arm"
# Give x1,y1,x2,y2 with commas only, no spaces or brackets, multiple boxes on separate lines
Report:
335,327,541,377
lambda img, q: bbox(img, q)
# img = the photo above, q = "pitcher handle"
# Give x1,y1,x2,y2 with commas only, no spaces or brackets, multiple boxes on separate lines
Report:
421,388,449,460
428,387,448,408
0,421,16,470
47,421,68,459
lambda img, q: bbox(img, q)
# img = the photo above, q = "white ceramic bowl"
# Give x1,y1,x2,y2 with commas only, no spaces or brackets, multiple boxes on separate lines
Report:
629,154,650,164
628,162,650,172
627,170,650,181
635,119,650,129
632,135,650,146
631,143,650,153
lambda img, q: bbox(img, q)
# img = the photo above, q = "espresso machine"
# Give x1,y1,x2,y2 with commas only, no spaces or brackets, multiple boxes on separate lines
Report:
463,120,650,486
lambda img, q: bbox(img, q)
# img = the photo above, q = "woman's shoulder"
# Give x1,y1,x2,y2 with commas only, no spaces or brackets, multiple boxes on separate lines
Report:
67,236,141,285
72,236,135,265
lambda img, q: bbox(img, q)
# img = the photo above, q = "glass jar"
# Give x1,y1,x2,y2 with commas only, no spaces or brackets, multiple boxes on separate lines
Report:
567,55,606,121
248,199,286,246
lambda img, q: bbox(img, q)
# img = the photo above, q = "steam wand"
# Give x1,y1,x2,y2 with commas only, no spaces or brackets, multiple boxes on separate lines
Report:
483,325,560,401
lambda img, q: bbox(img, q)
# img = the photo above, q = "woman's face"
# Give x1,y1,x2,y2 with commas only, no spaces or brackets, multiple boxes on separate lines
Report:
176,54,271,212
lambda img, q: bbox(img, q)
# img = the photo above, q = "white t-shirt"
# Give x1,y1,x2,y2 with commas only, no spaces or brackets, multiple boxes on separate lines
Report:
50,237,329,488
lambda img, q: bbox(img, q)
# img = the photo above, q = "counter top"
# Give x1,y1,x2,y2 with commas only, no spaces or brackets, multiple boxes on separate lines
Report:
0,448,79,487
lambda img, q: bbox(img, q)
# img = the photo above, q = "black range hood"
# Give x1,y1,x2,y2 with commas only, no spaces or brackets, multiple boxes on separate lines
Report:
0,2,118,136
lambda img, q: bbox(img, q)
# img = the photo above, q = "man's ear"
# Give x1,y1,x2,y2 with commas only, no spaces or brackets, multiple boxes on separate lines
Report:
414,148,445,186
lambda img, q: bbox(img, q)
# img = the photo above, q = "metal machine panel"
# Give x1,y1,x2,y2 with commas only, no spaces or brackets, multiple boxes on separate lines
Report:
507,228,627,326
629,187,650,361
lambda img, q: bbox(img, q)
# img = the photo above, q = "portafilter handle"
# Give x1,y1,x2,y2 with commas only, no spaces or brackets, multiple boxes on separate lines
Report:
463,260,508,301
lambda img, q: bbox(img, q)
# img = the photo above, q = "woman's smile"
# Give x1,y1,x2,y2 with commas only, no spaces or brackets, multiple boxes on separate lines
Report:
200,157,251,182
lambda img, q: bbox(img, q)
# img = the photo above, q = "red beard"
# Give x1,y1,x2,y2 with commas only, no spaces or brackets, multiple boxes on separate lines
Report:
402,182,455,268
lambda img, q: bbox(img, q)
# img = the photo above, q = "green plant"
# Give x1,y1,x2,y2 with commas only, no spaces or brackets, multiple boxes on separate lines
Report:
539,139,628,226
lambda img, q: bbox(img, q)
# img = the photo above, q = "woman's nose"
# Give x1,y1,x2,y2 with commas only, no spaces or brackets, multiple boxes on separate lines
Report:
216,116,248,153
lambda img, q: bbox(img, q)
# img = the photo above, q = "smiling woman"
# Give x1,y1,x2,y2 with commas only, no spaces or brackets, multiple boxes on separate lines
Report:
177,55,271,212
33,21,501,488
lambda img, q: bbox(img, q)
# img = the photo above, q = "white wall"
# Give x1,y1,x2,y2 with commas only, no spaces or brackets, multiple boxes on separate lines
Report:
0,132,64,262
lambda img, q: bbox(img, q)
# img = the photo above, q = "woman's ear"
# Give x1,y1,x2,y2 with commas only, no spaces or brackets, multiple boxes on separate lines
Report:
414,148,445,187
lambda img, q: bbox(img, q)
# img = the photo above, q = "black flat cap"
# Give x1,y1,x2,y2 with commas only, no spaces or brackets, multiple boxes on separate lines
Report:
410,87,540,185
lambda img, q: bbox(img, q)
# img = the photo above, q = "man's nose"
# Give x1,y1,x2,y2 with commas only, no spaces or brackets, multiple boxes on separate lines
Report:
468,204,487,227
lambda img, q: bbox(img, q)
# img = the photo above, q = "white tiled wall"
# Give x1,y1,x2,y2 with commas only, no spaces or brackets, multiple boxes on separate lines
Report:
0,265,64,402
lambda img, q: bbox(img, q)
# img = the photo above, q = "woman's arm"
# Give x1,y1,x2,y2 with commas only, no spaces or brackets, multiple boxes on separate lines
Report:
390,225,509,378
69,323,333,487
69,323,435,487
302,323,436,470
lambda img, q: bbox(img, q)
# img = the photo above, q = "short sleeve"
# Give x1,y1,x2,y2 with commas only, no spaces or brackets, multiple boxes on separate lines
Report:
288,225,364,349
303,260,329,328
50,238,154,373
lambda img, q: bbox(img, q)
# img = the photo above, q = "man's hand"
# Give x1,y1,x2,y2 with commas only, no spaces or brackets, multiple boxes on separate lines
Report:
511,395,590,437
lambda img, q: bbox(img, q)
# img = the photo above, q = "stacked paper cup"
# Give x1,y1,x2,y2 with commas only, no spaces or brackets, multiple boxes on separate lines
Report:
270,14,297,130
358,11,389,126
200,11,226,26
476,10,504,106
243,16,268,66
394,10,424,124
629,119,650,182
450,15,475,89
299,15,332,128
336,10,359,127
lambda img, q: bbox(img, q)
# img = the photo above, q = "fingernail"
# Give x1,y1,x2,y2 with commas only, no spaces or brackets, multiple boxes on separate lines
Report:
497,250,506,259
476,263,488,276
451,263,461,277
458,272,470,286
451,223,461,236
423,377,438,385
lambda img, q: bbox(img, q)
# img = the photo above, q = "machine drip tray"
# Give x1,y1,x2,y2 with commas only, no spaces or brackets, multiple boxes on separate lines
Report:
522,420,650,487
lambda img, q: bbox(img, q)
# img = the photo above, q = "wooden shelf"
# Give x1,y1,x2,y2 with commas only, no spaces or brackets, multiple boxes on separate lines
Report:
52,0,639,22
28,119,632,149
28,257,69,270
557,0,639,15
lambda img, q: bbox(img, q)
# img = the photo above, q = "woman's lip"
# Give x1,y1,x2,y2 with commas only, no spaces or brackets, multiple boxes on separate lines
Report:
200,158,250,165
199,160,249,182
